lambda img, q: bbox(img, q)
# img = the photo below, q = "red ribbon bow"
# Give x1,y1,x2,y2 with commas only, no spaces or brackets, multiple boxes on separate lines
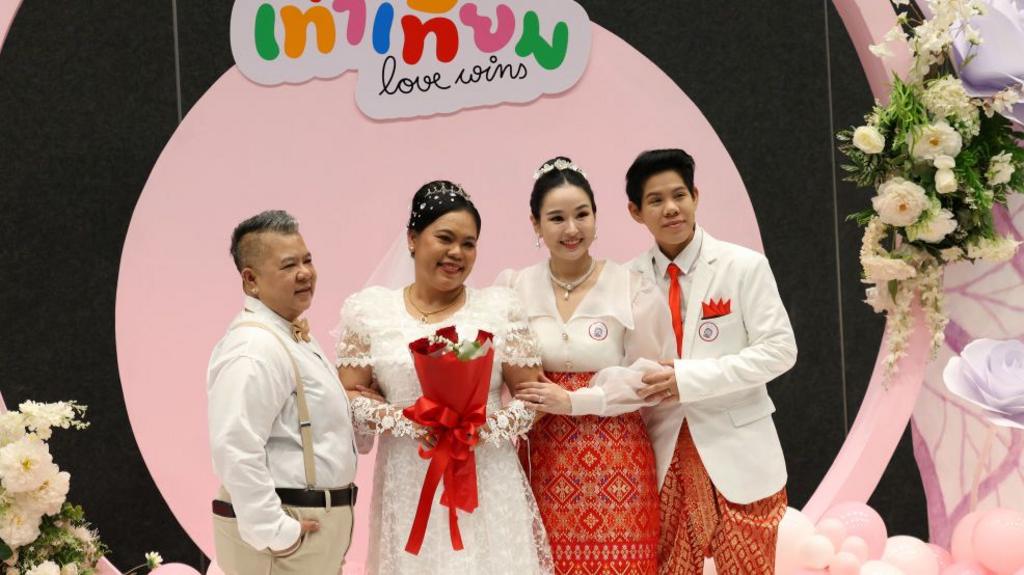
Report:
402,398,487,554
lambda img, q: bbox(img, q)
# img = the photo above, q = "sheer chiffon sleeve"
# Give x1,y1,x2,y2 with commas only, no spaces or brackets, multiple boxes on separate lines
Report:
568,271,672,416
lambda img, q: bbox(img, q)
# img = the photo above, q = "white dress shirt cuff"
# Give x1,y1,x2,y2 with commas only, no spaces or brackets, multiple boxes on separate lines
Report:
569,387,606,416
268,515,303,552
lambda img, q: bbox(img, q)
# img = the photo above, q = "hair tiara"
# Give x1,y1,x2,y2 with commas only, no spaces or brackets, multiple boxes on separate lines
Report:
533,158,587,180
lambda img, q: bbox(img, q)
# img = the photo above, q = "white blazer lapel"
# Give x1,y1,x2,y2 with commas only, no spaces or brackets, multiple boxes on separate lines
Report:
683,254,715,357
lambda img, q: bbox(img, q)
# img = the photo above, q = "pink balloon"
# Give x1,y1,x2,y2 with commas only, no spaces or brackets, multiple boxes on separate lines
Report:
973,509,1024,575
150,565,202,575
930,544,955,571
829,551,864,575
882,536,939,575
817,518,848,549
820,502,888,559
942,561,992,575
952,512,984,563
842,536,872,563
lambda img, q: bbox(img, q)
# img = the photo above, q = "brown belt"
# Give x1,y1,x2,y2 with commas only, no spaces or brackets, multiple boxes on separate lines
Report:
212,485,358,518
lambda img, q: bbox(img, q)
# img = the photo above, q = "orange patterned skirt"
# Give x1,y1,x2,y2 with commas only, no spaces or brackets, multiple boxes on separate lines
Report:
522,371,660,575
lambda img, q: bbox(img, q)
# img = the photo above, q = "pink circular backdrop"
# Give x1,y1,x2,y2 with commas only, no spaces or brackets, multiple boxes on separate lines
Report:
115,25,761,570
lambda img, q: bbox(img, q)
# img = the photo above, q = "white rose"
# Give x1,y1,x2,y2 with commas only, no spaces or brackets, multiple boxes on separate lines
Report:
986,152,1015,186
0,436,55,493
872,177,930,227
0,413,26,448
945,339,1024,429
0,506,43,548
24,562,59,575
935,168,957,194
933,155,955,170
14,470,70,516
911,120,963,161
910,208,958,243
60,565,78,575
853,125,886,154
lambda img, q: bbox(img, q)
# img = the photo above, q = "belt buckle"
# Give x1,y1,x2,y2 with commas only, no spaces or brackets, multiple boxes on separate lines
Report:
324,488,332,513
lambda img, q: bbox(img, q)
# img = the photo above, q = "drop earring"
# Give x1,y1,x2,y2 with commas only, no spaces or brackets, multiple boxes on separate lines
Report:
535,236,542,248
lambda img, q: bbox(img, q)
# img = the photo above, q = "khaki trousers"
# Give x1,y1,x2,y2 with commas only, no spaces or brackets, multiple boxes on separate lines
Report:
212,487,354,575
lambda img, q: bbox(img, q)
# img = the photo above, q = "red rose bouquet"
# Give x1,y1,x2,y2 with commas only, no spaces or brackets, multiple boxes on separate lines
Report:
402,326,494,554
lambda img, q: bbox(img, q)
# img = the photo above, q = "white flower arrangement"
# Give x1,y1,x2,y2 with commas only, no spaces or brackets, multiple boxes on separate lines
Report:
0,401,164,575
839,0,1024,374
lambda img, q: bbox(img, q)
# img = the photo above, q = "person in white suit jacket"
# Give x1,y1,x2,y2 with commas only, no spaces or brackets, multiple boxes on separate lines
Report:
627,149,796,574
520,149,797,574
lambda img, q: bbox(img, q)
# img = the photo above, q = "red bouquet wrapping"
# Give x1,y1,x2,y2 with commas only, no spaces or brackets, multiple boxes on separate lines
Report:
402,326,494,555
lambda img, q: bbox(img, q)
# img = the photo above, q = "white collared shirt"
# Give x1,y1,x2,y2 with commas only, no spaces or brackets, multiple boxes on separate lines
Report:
208,296,357,551
650,226,704,321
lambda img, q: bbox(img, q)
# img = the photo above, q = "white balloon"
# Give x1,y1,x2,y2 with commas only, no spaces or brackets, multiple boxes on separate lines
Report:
882,535,939,575
776,507,817,574
799,534,837,569
860,559,906,575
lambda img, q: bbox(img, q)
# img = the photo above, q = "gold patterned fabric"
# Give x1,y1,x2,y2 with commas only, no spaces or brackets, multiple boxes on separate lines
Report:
657,423,786,575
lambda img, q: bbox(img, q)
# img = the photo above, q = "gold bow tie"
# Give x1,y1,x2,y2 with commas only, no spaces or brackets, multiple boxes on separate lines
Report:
291,318,311,343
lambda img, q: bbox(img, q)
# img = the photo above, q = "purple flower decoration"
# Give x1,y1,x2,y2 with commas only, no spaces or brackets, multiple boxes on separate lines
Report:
944,338,1024,429
953,0,1024,124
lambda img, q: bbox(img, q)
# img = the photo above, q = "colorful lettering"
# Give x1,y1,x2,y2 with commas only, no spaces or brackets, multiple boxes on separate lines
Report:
458,3,514,53
514,11,569,71
331,0,367,45
254,3,280,61
372,2,395,54
280,5,337,58
401,15,459,64
406,0,457,14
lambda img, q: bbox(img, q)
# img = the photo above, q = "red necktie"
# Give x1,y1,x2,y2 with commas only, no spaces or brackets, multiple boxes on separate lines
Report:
667,263,683,358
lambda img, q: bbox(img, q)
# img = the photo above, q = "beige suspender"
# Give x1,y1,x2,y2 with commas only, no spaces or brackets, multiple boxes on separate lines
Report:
232,321,318,490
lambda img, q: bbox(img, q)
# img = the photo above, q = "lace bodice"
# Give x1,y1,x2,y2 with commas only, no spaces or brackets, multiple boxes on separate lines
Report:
335,286,543,445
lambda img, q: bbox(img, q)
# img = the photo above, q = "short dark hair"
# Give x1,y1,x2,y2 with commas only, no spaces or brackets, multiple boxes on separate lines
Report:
625,149,696,206
229,210,299,271
529,156,596,219
407,180,482,235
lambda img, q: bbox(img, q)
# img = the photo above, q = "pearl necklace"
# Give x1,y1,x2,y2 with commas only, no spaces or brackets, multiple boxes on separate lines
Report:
548,258,596,301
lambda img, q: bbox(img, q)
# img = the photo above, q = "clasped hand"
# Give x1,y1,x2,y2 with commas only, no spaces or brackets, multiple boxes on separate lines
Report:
514,361,680,414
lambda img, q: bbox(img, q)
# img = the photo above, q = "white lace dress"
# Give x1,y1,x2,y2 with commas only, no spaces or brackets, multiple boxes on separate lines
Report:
335,285,554,575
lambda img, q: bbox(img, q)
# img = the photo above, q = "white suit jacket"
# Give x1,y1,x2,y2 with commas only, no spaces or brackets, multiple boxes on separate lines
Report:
630,232,797,504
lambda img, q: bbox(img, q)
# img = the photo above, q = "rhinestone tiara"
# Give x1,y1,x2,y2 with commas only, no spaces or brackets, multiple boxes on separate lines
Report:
533,158,586,180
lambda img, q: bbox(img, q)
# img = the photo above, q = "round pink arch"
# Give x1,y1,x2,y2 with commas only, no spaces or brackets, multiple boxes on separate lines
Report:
114,25,760,572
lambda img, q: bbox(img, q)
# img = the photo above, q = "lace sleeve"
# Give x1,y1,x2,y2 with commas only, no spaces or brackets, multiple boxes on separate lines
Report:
477,399,536,447
350,396,425,439
497,289,542,367
334,292,374,368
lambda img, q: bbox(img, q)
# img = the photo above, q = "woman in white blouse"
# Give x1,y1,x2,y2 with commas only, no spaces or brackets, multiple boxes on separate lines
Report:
335,181,554,574
497,158,672,575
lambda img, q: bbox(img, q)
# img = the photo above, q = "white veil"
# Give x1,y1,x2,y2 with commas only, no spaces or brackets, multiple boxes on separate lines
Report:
364,230,415,289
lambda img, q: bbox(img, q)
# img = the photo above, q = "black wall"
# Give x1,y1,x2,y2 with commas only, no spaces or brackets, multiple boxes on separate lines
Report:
0,1,925,568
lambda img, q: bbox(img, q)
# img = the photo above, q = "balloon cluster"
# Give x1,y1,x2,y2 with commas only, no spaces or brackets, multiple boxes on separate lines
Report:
748,504,1024,575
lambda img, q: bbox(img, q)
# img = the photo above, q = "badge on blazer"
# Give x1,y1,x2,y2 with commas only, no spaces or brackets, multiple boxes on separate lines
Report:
701,298,732,319
588,321,609,341
698,321,719,342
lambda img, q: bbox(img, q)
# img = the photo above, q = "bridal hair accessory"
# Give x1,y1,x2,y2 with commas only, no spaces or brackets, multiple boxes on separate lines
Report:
533,158,586,180
408,182,472,229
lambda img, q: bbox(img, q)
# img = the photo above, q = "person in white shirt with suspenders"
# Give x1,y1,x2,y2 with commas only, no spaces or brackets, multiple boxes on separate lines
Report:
208,210,359,575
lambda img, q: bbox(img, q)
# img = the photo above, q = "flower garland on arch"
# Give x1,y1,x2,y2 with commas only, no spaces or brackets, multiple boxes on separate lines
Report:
839,0,1024,374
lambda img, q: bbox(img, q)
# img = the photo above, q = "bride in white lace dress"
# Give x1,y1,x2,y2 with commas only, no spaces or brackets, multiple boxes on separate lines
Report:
335,181,554,574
